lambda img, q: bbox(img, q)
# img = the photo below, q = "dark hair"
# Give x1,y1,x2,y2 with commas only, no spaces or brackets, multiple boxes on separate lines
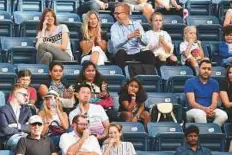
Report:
18,69,32,78
184,125,199,137
224,26,232,36
72,114,87,124
76,61,104,87
49,62,64,71
75,83,92,93
38,8,58,31
199,59,212,68
119,78,147,101
225,65,232,90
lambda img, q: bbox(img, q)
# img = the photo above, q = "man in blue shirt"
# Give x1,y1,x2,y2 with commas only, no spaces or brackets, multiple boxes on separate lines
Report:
174,125,212,155
110,3,156,69
184,59,228,126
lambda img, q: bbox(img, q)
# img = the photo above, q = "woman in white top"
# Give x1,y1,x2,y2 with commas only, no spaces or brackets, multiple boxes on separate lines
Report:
224,8,232,27
102,123,136,155
36,8,73,65
145,12,177,65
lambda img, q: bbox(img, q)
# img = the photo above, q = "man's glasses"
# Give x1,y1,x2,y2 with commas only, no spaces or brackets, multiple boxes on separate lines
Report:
114,12,125,15
76,122,88,127
31,122,43,127
18,92,28,97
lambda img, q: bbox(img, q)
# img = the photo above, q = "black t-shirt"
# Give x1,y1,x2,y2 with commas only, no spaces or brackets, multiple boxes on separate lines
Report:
118,89,147,112
15,135,56,155
220,80,232,103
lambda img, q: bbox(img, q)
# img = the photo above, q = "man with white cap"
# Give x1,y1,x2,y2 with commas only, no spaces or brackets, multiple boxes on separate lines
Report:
15,115,57,155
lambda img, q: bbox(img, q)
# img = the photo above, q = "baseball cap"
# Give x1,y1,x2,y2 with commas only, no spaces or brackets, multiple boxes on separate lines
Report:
29,115,43,124
43,90,59,98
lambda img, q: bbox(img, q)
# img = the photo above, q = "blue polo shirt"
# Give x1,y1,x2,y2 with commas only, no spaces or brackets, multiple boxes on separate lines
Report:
184,76,219,107
174,144,212,155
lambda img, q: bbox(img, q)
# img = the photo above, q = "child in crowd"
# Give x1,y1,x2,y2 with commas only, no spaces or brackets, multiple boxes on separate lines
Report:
118,78,150,126
219,26,232,66
180,26,204,74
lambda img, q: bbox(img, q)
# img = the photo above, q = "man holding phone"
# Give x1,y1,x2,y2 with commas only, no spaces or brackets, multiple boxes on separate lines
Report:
59,114,101,155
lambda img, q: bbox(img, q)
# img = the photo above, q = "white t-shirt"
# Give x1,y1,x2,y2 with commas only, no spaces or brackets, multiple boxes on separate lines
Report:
36,24,73,60
227,43,232,53
69,104,109,136
179,40,200,65
59,130,102,155
144,30,173,61
102,142,136,155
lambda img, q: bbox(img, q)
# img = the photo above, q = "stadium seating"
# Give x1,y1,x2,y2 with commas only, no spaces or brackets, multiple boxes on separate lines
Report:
185,123,226,151
211,66,226,83
15,64,49,89
163,15,184,41
218,0,230,23
136,151,173,155
0,11,13,37
16,0,44,12
52,0,79,13
120,122,149,151
99,14,115,38
0,63,17,93
63,65,82,86
109,92,119,111
130,14,151,31
203,41,221,65
0,0,10,13
13,11,41,37
0,150,14,155
147,122,184,151
223,123,232,151
57,13,82,39
185,0,214,15
160,66,194,93
186,15,223,41
1,37,36,63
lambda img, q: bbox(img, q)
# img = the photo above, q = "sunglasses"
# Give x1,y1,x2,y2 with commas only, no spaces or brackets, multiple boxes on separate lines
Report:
31,122,43,127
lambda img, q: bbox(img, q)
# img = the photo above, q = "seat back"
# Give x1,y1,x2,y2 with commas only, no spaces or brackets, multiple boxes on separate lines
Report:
211,66,226,84
186,0,213,15
0,11,13,37
52,0,79,13
120,122,149,151
136,151,173,155
218,0,230,22
97,65,123,75
62,65,82,86
0,150,14,155
130,14,151,31
17,0,44,12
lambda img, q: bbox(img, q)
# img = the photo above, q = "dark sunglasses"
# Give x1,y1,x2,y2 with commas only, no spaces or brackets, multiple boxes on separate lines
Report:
31,122,43,127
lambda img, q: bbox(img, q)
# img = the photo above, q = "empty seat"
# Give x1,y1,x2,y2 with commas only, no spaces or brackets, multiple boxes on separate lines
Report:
52,0,79,13
147,122,184,151
136,151,173,155
186,15,223,41
203,41,222,65
185,0,214,15
0,150,14,155
130,14,151,31
1,37,36,63
120,122,149,151
0,11,13,37
63,65,82,86
163,15,184,41
218,0,230,23
211,66,226,83
99,14,115,39
185,123,225,151
0,63,17,93
97,65,126,92
15,64,49,89
160,66,194,93
13,11,41,37
212,152,232,155
57,13,82,39
16,0,44,12
0,0,10,13
223,123,232,150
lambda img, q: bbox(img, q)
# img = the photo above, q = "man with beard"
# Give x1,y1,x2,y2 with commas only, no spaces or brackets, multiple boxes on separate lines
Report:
15,115,57,155
59,114,101,155
184,59,228,126
174,125,212,155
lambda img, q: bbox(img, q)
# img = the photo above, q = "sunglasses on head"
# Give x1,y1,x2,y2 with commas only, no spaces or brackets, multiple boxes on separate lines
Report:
31,122,43,126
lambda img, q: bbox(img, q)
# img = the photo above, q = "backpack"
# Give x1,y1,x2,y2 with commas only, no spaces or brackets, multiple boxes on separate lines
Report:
128,64,156,78
150,103,177,123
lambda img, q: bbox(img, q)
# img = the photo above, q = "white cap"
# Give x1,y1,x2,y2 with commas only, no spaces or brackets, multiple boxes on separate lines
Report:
28,115,43,124
43,90,59,98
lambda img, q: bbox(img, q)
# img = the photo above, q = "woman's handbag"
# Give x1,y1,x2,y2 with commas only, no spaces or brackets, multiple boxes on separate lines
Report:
96,95,114,109
49,121,66,136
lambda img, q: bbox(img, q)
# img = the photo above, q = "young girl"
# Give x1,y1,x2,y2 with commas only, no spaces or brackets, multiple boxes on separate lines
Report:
180,26,204,73
118,78,150,125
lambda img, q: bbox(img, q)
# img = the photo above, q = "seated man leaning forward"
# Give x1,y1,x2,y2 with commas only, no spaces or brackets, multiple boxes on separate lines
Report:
59,114,102,155
184,59,228,127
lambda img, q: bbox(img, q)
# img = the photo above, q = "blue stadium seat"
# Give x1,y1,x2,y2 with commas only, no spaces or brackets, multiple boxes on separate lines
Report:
0,0,10,13
63,65,82,86
0,150,14,155
185,0,214,15
1,37,36,63
109,92,119,111
163,15,184,41
130,14,151,31
97,65,126,92
52,0,79,13
160,66,194,93
0,63,17,93
203,41,222,65
185,123,226,151
212,152,232,155
99,14,115,39
136,151,173,155
70,39,81,62
211,66,226,84
57,13,82,39
0,91,5,106
186,15,223,41
16,0,44,12
147,122,184,151
0,11,13,37
145,93,182,123
218,0,230,23
13,11,41,37
15,64,49,89
223,123,232,151
120,122,149,151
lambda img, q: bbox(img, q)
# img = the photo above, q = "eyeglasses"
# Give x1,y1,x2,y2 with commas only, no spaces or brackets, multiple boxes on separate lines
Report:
75,122,88,127
18,92,28,97
31,122,43,127
114,12,125,15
